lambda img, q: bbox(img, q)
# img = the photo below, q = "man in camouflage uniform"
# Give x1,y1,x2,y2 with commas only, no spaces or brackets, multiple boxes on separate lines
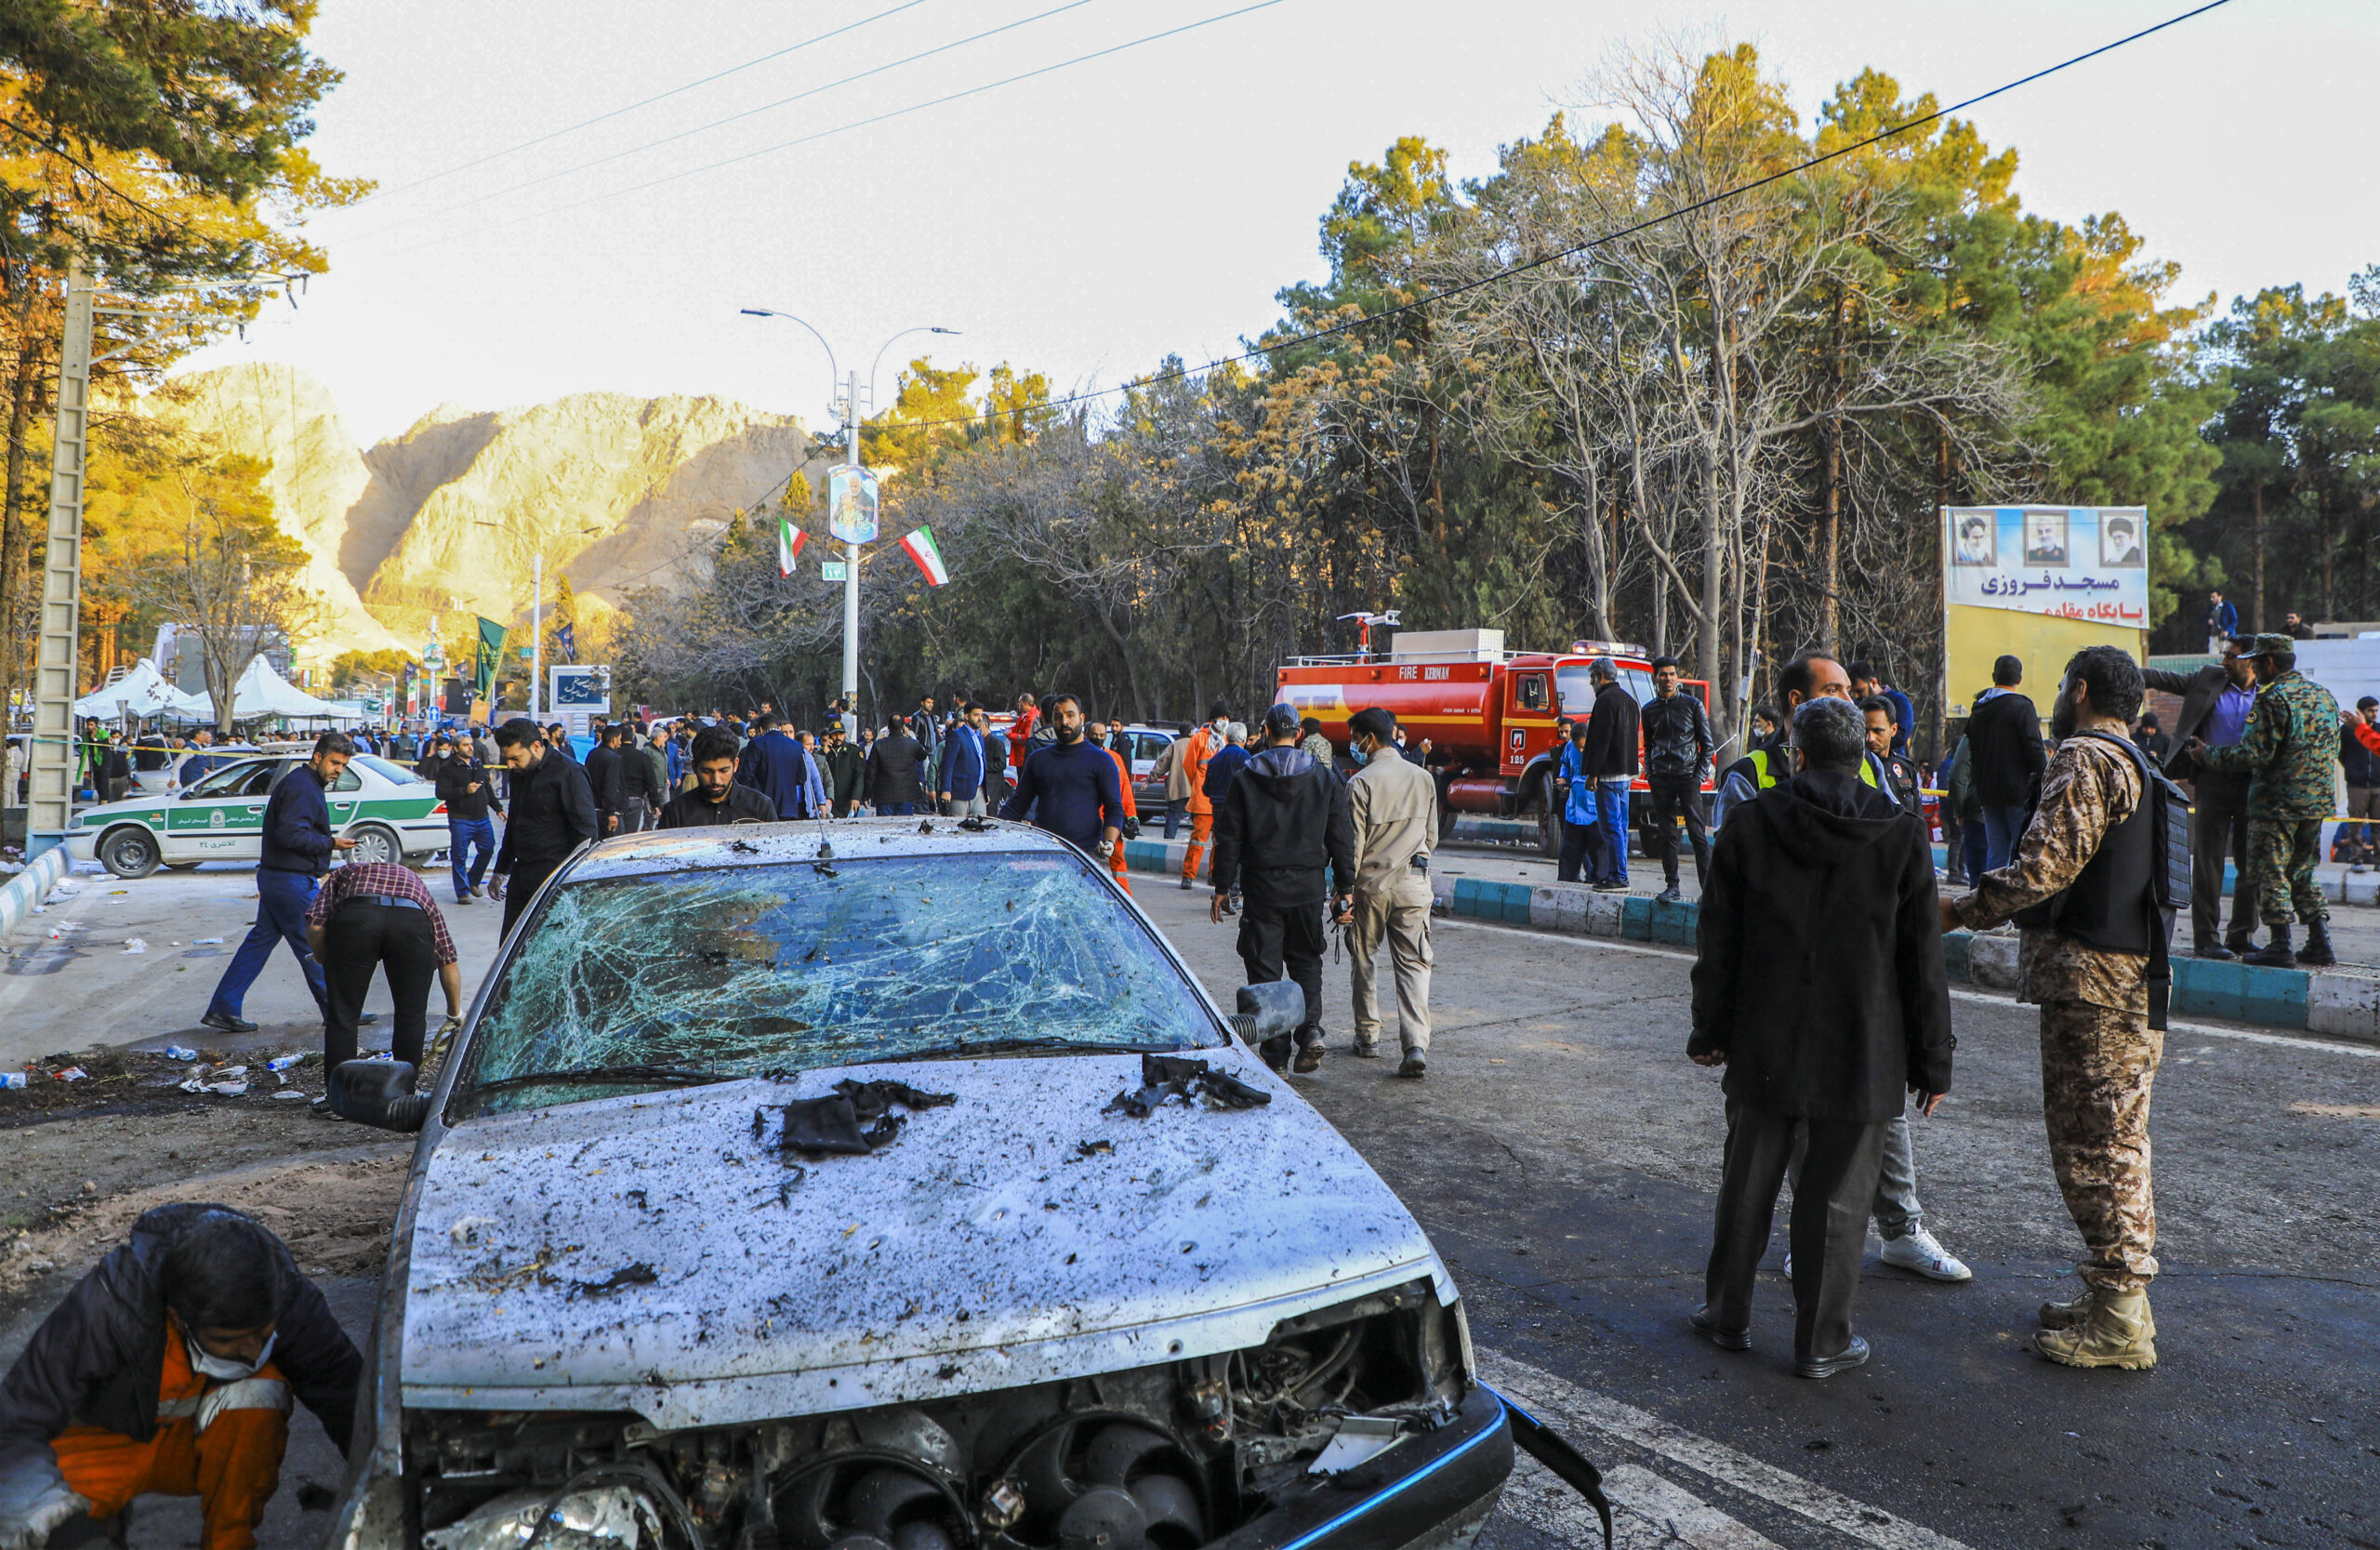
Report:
2188,633,2341,968
1949,645,2162,1370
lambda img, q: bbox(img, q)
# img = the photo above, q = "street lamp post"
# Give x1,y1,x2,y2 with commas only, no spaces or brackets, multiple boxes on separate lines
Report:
742,311,958,735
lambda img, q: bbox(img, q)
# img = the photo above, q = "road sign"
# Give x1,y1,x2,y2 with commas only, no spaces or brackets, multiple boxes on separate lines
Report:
550,664,610,713
820,561,847,581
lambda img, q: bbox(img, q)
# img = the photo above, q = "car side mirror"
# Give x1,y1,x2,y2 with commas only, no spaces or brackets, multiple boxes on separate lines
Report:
328,1059,430,1132
1231,981,1305,1045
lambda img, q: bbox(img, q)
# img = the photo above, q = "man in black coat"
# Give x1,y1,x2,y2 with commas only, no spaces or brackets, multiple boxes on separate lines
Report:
584,723,627,836
659,727,779,828
866,722,925,815
612,726,665,833
1638,655,1715,902
1210,704,1356,1075
490,717,598,938
1576,659,1641,890
2143,641,2258,955
0,1206,359,1550
1966,654,2046,872
1687,696,1954,1379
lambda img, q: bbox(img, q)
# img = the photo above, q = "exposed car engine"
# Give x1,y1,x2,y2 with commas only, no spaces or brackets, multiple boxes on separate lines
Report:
407,1283,1467,1550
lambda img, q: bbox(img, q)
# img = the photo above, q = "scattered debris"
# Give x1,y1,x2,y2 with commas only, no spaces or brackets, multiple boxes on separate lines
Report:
1076,1139,1114,1158
165,1045,200,1062
570,1262,659,1299
53,1067,87,1083
774,1080,957,1157
193,936,225,946
1104,1053,1273,1119
957,815,994,832
918,819,934,833
271,1090,310,1101
121,939,147,954
295,1482,337,1513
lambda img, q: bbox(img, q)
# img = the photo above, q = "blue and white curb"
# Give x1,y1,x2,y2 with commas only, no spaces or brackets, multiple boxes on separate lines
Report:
0,845,73,943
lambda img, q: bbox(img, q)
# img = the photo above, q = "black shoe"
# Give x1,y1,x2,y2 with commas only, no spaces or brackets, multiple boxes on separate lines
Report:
1691,1307,1751,1352
2223,935,2254,956
1593,881,1629,894
2194,941,2234,960
1657,886,1683,904
1794,1335,1871,1379
1292,1039,1324,1075
1260,1035,1293,1071
200,1011,258,1035
2297,921,2337,968
2244,928,2296,968
1396,1052,1426,1079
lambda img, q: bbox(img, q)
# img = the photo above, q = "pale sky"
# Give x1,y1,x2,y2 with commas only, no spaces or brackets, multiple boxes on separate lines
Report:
178,0,2377,448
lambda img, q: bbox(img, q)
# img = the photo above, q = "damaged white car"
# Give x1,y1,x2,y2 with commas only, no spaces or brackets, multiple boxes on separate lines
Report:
325,822,1607,1550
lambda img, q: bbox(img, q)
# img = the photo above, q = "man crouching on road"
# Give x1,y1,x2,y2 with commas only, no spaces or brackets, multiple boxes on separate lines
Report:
0,1207,360,1550
1688,696,1953,1380
1949,645,2167,1370
1210,703,1355,1074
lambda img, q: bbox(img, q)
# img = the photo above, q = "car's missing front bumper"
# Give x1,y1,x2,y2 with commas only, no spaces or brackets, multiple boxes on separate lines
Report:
1205,1383,1511,1550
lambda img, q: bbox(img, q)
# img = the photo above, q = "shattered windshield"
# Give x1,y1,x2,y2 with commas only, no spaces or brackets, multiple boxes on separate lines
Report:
458,852,1222,1115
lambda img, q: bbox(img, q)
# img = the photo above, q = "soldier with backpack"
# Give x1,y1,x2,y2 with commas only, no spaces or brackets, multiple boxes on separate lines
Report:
1947,645,2184,1371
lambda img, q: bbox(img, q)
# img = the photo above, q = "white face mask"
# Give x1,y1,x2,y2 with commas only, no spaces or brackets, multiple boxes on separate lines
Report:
187,1331,274,1383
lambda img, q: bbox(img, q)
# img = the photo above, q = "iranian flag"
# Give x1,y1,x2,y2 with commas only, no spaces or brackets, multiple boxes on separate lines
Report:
777,514,806,576
899,524,950,586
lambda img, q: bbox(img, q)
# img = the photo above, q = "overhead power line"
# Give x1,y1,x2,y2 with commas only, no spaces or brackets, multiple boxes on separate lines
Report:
347,0,937,207
366,0,1287,260
818,0,2242,438
343,0,1113,243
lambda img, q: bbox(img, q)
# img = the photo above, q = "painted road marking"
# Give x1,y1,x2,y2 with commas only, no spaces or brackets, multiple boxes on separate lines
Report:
1433,916,2380,1059
1479,1349,1973,1550
1501,1456,1785,1547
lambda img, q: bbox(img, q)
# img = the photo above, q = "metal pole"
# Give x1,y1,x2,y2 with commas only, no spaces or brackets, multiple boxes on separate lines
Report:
26,256,94,856
841,368,860,738
531,550,543,722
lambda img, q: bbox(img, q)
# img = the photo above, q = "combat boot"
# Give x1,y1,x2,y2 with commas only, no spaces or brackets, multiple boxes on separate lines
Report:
2295,918,2337,967
2243,926,2295,968
2038,1284,2155,1338
2033,1287,2155,1370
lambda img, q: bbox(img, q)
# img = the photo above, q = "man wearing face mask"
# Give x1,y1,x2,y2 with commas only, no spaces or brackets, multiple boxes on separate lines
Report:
0,1207,360,1550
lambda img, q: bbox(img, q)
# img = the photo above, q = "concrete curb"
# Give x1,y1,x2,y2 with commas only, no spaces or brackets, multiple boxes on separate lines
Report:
0,845,72,942
1118,833,2380,1040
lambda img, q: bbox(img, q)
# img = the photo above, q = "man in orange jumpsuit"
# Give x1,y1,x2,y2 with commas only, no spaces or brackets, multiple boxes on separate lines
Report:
1179,702,1229,891
0,1207,359,1550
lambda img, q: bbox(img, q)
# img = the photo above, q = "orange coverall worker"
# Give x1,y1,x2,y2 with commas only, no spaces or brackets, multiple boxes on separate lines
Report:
1180,725,1219,885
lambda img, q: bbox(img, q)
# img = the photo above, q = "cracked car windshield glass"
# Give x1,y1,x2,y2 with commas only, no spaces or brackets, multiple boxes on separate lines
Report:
462,851,1220,1113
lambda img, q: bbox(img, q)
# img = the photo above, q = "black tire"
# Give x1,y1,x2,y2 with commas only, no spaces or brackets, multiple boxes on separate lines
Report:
99,826,162,879
164,861,200,871
346,823,403,867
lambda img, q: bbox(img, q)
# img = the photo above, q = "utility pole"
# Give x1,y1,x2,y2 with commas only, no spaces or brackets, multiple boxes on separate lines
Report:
532,550,544,722
26,255,94,857
841,368,861,738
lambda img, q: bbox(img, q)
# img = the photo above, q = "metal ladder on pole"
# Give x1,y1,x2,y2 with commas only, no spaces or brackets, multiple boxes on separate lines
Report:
26,255,93,857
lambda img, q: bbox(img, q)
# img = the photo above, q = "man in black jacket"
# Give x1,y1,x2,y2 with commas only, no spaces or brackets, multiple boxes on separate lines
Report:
612,726,665,833
584,723,626,836
1577,659,1640,890
199,735,357,1036
435,736,503,904
2143,642,2257,955
659,727,778,828
867,721,926,815
1211,704,1356,1074
490,718,598,938
1687,696,1954,1379
1967,654,2046,871
1639,656,1714,902
0,1206,360,1550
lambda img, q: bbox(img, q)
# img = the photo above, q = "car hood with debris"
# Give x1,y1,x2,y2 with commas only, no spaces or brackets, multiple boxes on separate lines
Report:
398,1045,1448,1430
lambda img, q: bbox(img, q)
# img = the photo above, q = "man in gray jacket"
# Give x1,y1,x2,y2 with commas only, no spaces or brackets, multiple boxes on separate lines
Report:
1344,708,1437,1078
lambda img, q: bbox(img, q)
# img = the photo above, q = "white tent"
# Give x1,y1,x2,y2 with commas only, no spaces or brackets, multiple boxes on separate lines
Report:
72,659,212,721
228,656,346,720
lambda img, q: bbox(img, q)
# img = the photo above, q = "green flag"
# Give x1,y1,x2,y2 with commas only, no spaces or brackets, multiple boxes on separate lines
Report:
475,616,508,697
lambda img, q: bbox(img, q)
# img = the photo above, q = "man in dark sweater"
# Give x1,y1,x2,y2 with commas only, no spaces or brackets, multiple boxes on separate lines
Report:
1639,656,1715,901
199,734,356,1035
660,727,779,828
435,737,504,904
490,718,598,938
1688,696,1954,1379
1210,704,1356,1074
584,724,625,835
0,1207,361,1550
1967,654,2046,871
1000,694,1123,854
1577,659,1641,889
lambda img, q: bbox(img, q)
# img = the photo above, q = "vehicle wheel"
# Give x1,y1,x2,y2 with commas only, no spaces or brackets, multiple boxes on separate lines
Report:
164,862,200,871
346,823,402,866
99,826,162,879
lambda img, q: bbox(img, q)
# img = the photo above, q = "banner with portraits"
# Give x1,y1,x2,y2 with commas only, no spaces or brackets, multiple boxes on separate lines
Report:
1943,506,2148,626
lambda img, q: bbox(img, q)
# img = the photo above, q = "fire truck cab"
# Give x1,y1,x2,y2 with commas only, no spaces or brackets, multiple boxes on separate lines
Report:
1274,628,1712,854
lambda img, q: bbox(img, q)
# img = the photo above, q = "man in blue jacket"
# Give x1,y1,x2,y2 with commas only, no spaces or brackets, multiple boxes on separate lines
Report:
199,735,357,1035
938,707,990,818
741,715,826,819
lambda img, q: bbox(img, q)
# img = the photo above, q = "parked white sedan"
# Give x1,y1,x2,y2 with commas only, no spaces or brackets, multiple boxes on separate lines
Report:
64,752,453,878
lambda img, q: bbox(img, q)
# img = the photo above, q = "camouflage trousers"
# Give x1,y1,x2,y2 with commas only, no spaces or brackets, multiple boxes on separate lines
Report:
2040,1000,2163,1292
2248,816,2329,929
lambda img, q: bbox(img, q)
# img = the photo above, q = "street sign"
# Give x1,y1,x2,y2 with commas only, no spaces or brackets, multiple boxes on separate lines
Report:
550,664,611,714
820,561,847,581
827,466,879,544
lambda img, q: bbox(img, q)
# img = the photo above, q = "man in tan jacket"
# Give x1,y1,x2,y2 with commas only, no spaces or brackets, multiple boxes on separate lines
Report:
1344,708,1436,1077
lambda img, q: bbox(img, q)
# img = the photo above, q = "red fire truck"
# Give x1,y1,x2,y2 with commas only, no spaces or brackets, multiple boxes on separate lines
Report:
1273,629,1713,853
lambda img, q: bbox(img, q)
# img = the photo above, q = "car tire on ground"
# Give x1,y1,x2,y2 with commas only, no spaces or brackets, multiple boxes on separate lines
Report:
98,825,162,879
346,822,403,867
164,861,200,871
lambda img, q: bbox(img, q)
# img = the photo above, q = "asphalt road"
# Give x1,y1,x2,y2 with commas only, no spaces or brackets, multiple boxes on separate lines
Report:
7,855,2378,1550
1130,880,2380,1550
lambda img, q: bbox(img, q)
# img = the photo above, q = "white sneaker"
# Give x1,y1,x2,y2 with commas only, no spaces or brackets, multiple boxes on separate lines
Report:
1879,1227,1972,1282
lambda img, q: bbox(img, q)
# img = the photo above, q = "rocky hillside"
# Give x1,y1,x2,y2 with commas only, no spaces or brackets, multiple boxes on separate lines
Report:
146,364,823,657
